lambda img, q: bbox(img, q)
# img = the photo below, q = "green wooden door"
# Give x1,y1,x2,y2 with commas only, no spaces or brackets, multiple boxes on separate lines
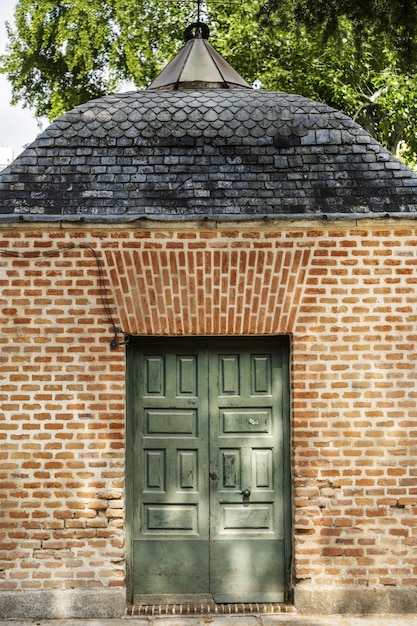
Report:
127,338,290,604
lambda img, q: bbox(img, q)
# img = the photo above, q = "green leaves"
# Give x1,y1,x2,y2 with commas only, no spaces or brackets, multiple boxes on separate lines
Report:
265,0,417,71
2,0,417,166
1,0,113,118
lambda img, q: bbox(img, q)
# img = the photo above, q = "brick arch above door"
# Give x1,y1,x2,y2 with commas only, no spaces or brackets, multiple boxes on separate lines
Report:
105,229,314,336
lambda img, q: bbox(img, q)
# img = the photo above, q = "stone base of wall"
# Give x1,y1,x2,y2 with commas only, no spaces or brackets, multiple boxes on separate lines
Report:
0,589,126,619
294,585,417,615
3,586,417,617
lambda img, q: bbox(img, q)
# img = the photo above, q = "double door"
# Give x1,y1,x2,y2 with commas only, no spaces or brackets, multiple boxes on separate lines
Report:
127,337,290,604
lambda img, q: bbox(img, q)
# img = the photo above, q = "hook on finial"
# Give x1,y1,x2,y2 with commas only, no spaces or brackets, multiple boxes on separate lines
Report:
184,21,210,41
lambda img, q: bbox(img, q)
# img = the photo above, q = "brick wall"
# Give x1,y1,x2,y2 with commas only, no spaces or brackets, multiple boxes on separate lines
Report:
1,221,417,609
0,228,126,596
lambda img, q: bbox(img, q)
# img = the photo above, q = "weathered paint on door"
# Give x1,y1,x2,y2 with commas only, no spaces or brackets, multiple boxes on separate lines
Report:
126,338,291,604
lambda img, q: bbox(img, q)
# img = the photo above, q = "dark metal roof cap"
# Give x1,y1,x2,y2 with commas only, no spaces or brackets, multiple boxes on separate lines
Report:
148,22,252,90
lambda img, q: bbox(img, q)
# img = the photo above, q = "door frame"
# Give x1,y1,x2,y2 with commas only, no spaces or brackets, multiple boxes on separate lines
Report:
125,335,292,605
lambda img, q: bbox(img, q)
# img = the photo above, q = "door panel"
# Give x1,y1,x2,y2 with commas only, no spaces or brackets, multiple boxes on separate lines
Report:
134,540,209,597
128,338,290,604
209,345,285,602
210,539,286,602
132,348,209,602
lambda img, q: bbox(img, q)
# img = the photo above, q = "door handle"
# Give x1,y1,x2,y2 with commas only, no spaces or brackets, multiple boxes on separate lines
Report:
241,488,251,498
209,472,218,480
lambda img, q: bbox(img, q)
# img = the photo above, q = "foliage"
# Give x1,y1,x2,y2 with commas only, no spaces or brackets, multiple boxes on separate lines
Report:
264,0,417,71
2,0,417,165
1,0,190,119
213,0,417,164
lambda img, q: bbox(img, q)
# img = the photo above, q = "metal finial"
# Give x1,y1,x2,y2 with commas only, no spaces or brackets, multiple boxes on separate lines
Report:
184,21,210,41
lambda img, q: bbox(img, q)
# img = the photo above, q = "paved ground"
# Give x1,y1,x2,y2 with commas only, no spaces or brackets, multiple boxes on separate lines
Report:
2,616,417,625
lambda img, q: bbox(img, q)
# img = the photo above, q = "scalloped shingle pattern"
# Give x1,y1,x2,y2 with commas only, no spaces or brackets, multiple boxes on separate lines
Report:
1,88,417,221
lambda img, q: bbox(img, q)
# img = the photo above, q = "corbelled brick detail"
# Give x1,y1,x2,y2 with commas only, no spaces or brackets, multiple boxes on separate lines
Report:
1,221,417,598
106,231,312,335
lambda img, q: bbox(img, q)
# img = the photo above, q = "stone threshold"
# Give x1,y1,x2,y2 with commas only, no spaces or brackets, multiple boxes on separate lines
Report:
127,603,296,616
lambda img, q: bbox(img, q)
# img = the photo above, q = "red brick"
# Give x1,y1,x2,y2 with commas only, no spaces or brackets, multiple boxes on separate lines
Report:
2,224,417,593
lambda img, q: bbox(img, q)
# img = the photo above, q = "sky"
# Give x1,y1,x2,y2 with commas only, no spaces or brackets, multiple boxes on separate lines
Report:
0,0,46,159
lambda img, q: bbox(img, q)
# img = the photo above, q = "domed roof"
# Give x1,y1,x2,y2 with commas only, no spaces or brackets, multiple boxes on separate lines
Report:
1,28,417,222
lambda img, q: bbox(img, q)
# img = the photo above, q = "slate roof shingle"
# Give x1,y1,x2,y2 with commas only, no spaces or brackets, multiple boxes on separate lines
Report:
1,88,416,222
